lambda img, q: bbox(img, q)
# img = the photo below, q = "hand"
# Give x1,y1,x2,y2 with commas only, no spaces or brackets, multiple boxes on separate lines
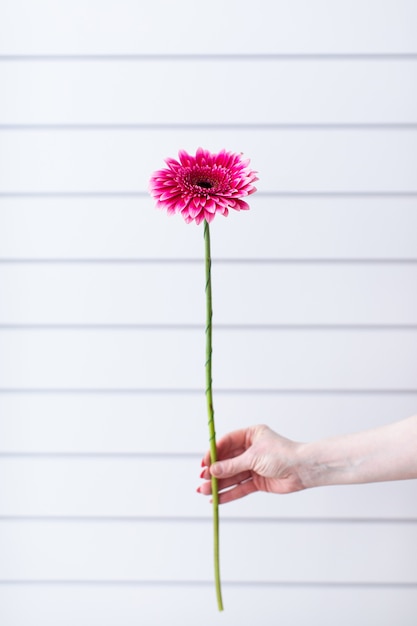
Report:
198,424,305,504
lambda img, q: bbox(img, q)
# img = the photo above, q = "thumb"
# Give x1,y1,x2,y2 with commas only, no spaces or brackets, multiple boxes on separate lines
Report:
210,452,250,478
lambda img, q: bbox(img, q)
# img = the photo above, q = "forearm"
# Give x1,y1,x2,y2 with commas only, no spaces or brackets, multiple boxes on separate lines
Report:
297,414,417,489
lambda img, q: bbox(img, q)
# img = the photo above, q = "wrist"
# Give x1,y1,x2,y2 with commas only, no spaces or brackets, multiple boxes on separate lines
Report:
296,439,358,489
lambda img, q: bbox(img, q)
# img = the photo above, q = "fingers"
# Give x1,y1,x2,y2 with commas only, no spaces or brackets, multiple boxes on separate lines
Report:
198,477,258,504
199,426,264,504
218,478,257,504
198,470,252,495
197,472,257,503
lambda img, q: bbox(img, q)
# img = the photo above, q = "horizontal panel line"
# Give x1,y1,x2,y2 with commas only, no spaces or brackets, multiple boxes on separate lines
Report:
1,53,417,61
0,515,415,525
1,123,417,131
0,191,151,199
0,580,415,589
0,452,200,460
2,191,417,199
1,258,417,265
1,324,416,332
0,388,416,396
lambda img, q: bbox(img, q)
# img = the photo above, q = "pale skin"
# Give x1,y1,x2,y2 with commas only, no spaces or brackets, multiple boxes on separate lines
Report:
198,415,417,504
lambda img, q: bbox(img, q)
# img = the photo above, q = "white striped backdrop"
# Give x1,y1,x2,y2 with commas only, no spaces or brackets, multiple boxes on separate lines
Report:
0,1,417,625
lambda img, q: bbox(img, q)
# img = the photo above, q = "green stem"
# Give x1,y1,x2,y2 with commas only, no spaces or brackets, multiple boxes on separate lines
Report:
204,220,224,612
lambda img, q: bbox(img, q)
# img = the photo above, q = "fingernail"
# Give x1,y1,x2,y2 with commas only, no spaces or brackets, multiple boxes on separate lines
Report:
196,486,201,493
199,469,206,479
201,458,205,467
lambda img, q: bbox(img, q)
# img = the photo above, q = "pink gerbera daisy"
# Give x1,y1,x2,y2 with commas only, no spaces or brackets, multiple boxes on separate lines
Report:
149,147,258,224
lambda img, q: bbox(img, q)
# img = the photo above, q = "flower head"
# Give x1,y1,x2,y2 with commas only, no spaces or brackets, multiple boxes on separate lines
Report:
149,147,258,224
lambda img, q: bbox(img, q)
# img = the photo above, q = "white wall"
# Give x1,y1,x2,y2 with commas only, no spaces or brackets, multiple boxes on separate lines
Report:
0,1,417,624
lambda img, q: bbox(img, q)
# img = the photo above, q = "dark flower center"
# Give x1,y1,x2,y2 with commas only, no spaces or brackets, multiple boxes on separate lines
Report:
196,180,213,189
186,167,228,194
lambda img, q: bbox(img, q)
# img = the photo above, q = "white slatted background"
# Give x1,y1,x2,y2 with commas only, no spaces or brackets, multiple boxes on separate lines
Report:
0,1,417,624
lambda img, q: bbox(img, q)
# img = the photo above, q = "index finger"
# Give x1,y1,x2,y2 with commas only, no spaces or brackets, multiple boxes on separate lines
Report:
201,426,252,467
